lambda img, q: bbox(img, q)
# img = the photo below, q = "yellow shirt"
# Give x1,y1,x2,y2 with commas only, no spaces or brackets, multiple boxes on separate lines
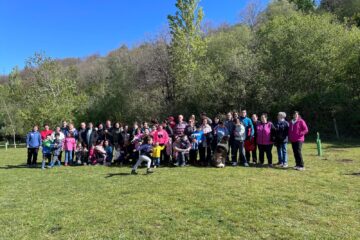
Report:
152,145,165,158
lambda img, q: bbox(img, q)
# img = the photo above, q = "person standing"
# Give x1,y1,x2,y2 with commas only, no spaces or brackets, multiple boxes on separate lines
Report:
40,124,53,141
256,113,275,167
232,119,248,167
289,111,309,171
78,122,87,145
240,110,254,164
274,112,289,168
26,125,42,167
174,115,188,138
245,114,259,164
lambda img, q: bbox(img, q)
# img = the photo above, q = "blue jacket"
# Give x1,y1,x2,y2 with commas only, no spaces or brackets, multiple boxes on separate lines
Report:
215,126,229,142
26,131,42,148
274,120,289,143
191,130,205,144
240,117,254,138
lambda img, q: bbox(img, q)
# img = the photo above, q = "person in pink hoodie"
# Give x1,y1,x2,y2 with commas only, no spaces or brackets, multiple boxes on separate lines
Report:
152,124,169,166
288,111,309,171
256,113,276,167
64,132,76,166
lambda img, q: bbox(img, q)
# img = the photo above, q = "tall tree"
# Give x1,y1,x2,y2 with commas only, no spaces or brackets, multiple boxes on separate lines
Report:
168,0,207,109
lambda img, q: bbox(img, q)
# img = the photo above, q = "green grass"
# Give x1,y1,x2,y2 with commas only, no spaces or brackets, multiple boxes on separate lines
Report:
1,142,359,239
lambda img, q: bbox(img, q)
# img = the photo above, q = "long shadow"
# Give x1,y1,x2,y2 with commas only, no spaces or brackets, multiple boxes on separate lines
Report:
105,172,131,178
0,164,32,169
344,172,360,176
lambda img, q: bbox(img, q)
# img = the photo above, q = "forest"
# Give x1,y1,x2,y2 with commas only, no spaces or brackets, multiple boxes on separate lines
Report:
0,0,359,139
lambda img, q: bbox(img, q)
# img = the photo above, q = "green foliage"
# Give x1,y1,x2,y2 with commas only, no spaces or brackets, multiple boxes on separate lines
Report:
289,0,315,12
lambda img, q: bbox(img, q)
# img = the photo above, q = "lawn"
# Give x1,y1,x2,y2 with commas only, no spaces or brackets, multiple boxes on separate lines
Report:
0,142,359,240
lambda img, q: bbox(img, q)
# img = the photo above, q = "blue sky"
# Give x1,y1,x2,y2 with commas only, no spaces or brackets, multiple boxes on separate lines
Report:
0,0,269,74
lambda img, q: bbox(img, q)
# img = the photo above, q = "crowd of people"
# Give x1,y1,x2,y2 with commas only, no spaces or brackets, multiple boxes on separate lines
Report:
25,110,309,174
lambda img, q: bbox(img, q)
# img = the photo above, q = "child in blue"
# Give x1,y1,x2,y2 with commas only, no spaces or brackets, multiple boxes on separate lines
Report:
131,137,154,174
49,133,62,168
214,121,229,143
41,134,53,169
189,125,204,165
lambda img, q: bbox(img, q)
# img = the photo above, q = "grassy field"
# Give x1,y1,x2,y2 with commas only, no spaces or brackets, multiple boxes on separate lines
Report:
0,142,359,240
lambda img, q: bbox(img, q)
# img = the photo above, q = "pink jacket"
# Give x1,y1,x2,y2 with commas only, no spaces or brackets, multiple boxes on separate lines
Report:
256,122,274,145
289,118,308,142
64,137,76,151
153,129,169,145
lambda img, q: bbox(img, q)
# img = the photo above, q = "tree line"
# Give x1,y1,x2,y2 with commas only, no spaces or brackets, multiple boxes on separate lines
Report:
0,0,359,140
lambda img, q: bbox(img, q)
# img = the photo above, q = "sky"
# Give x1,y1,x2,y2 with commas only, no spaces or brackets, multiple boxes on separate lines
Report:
0,0,269,74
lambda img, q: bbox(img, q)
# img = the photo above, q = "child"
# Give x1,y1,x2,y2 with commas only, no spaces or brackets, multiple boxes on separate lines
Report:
41,134,53,169
104,140,113,166
49,133,62,168
94,140,107,164
189,125,204,165
64,132,76,166
88,146,96,165
81,144,89,165
75,142,83,165
113,145,125,166
152,142,165,168
131,137,154,175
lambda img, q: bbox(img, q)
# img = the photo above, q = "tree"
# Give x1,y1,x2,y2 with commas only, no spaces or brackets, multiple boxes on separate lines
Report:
167,0,207,109
289,0,315,12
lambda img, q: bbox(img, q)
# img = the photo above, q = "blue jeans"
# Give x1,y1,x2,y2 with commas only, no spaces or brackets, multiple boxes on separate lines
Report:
65,150,73,164
153,157,160,167
276,143,288,165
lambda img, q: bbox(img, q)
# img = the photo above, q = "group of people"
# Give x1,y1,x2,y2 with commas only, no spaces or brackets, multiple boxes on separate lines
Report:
25,110,309,174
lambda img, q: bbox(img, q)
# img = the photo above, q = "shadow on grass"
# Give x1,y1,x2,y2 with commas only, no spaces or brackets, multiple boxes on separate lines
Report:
344,172,360,176
105,172,132,178
0,164,31,169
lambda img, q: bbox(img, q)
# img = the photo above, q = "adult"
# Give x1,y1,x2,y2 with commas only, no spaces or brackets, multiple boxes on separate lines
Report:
200,112,213,125
112,122,123,148
174,115,188,137
26,125,42,167
232,119,248,167
40,124,53,141
78,122,87,144
61,120,69,137
153,124,170,165
256,113,275,167
185,118,196,139
214,121,229,144
245,114,260,164
225,112,235,160
68,123,78,140
97,123,105,141
86,122,98,148
240,110,254,164
105,120,113,143
274,112,289,168
288,111,308,171
199,118,212,166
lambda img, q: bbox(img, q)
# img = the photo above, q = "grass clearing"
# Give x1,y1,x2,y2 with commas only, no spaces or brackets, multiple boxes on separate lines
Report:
1,142,359,239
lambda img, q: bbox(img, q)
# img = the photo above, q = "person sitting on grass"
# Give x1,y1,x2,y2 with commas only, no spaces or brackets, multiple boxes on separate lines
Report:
131,136,154,175
173,135,191,167
94,140,107,165
41,134,53,170
49,133,62,168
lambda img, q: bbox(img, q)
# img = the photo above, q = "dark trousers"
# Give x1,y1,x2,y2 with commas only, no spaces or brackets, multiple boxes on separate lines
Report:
160,145,169,165
199,145,211,165
291,141,304,167
258,144,273,165
189,149,198,165
27,148,39,165
232,140,247,164
245,145,257,163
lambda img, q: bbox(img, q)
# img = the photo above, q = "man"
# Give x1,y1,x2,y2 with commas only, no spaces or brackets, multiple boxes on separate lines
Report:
26,125,42,167
78,122,87,144
61,120,69,137
40,124,53,141
97,123,105,141
174,115,188,137
235,110,254,166
224,112,235,162
86,122,98,148
104,120,113,143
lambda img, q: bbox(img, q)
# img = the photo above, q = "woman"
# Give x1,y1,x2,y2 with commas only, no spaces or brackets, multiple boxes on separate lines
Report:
199,118,212,166
288,111,308,171
256,113,275,167
274,112,289,168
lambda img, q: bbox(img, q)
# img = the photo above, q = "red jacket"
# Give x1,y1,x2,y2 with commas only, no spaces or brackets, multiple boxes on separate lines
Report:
289,119,308,142
40,130,53,140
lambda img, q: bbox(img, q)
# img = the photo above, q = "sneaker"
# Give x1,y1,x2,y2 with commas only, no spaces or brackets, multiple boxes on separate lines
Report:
154,165,157,169
244,163,249,167
268,164,273,168
232,162,238,166
146,168,154,174
174,163,179,167
278,163,284,167
297,167,305,171
293,166,299,170
283,164,288,168
47,166,52,169
131,170,138,175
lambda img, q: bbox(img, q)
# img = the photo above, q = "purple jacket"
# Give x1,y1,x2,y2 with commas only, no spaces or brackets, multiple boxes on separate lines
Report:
256,122,274,145
289,118,308,142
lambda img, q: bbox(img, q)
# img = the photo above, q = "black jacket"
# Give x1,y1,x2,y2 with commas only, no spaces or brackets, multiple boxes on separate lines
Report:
273,120,289,143
86,128,98,147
